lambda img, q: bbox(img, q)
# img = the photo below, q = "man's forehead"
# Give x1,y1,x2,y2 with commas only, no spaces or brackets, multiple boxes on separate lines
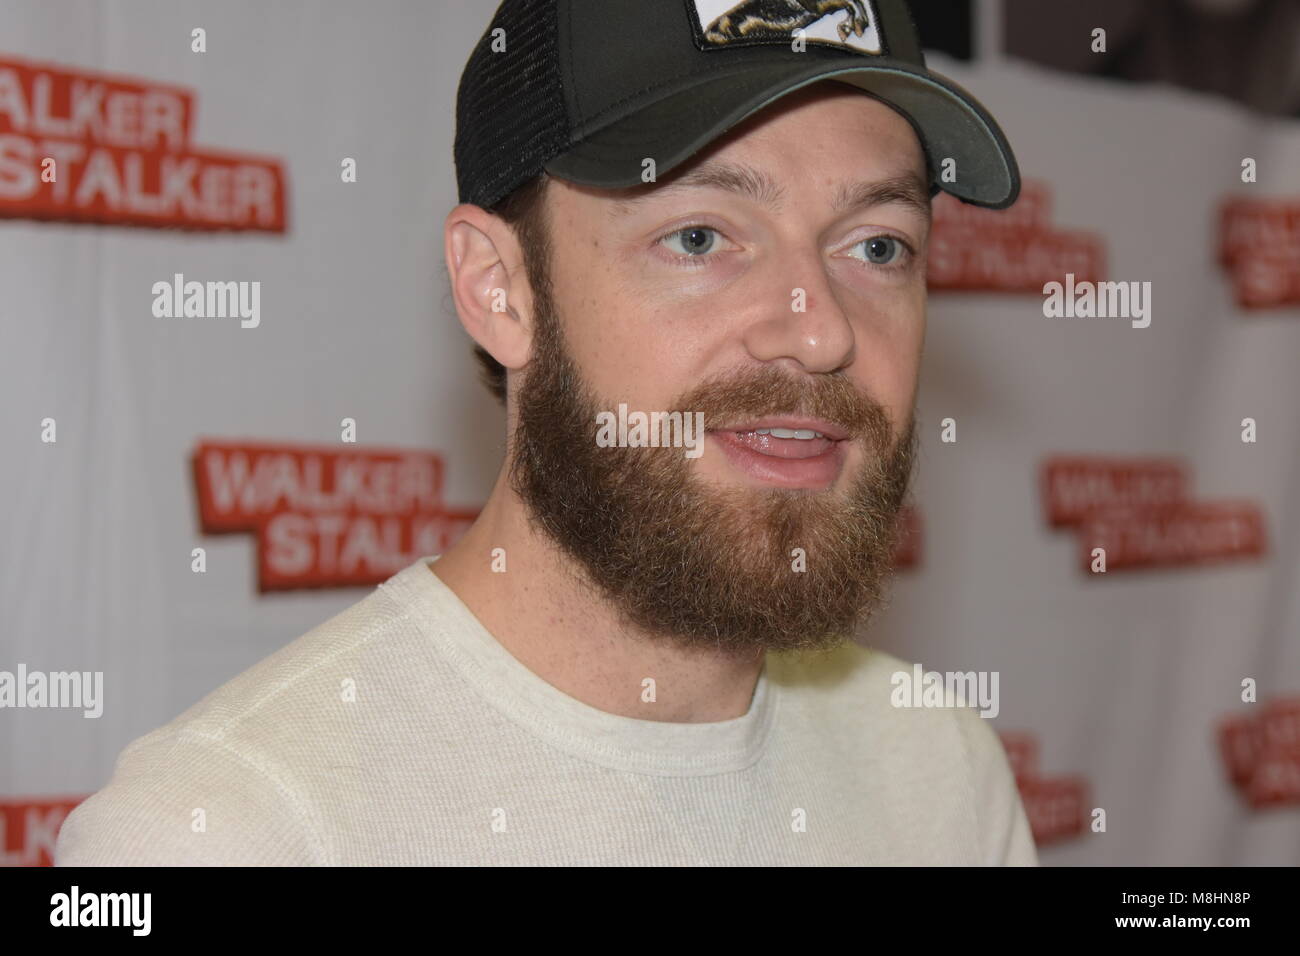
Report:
594,80,929,214
602,158,932,222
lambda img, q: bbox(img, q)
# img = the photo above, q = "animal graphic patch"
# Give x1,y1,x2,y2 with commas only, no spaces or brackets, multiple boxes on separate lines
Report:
688,0,884,55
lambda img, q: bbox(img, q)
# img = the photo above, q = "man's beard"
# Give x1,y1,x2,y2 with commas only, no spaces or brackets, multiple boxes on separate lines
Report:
508,282,918,655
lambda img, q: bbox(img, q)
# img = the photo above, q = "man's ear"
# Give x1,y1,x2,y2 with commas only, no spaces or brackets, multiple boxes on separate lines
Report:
444,204,534,376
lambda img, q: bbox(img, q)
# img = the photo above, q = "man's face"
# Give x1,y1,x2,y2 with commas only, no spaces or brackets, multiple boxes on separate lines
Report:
509,81,929,654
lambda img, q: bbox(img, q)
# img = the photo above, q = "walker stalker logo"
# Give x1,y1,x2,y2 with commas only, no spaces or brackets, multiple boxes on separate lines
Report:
1219,197,1300,309
1040,456,1267,573
0,55,287,232
1219,698,1300,808
998,731,1089,846
891,504,922,570
1,796,85,867
689,0,883,54
1081,502,1267,572
1041,457,1188,529
928,180,1106,293
192,441,477,591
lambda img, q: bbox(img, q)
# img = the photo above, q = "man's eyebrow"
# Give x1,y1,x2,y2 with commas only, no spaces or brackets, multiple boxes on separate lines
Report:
606,160,932,221
832,173,932,222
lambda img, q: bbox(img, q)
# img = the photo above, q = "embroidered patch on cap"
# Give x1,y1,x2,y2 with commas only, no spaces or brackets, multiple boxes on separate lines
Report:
687,0,884,55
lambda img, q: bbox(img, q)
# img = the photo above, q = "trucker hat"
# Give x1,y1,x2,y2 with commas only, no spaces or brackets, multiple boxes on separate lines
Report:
454,0,1019,212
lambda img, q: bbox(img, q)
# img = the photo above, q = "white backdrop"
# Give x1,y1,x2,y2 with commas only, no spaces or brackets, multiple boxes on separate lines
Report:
2,0,1298,866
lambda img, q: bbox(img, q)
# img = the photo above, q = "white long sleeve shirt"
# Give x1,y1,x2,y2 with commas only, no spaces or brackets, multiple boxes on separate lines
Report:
55,555,1038,866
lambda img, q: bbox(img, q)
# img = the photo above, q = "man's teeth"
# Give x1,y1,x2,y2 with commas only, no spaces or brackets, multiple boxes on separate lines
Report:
752,427,823,440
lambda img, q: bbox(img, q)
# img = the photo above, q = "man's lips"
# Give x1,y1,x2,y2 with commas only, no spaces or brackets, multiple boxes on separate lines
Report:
706,417,850,459
704,418,851,488
715,429,836,459
708,417,850,441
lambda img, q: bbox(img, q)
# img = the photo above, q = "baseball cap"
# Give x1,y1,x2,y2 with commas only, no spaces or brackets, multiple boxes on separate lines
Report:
454,0,1019,212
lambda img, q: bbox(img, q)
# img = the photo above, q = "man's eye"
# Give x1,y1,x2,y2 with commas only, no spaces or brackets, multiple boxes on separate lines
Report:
850,235,908,266
661,226,720,256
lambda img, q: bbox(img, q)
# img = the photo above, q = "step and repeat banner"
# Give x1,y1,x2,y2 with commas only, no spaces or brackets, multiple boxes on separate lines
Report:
2,0,1298,866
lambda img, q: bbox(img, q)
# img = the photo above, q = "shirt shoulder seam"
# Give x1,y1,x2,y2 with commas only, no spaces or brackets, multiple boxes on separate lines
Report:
169,726,332,865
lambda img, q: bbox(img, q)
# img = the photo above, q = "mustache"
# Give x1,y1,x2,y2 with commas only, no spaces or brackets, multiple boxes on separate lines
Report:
670,364,893,446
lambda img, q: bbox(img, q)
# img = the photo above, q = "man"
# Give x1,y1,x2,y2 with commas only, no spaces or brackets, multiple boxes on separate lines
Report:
57,0,1034,865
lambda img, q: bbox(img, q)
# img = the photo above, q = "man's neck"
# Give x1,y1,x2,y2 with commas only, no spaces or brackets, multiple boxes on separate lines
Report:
429,469,765,723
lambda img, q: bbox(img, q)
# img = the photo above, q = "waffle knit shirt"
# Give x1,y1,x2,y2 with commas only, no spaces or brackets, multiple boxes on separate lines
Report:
55,556,1038,866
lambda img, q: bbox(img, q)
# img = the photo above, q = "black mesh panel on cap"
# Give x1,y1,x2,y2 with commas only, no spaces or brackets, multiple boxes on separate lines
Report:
454,0,569,210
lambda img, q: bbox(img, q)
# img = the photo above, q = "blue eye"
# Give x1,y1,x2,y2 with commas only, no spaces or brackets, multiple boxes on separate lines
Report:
662,226,719,256
854,235,905,266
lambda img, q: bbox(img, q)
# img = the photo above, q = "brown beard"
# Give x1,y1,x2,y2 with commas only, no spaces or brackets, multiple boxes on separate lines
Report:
508,280,918,655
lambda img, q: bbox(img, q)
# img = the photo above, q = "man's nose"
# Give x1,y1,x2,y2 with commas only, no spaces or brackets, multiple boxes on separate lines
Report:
739,249,856,375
